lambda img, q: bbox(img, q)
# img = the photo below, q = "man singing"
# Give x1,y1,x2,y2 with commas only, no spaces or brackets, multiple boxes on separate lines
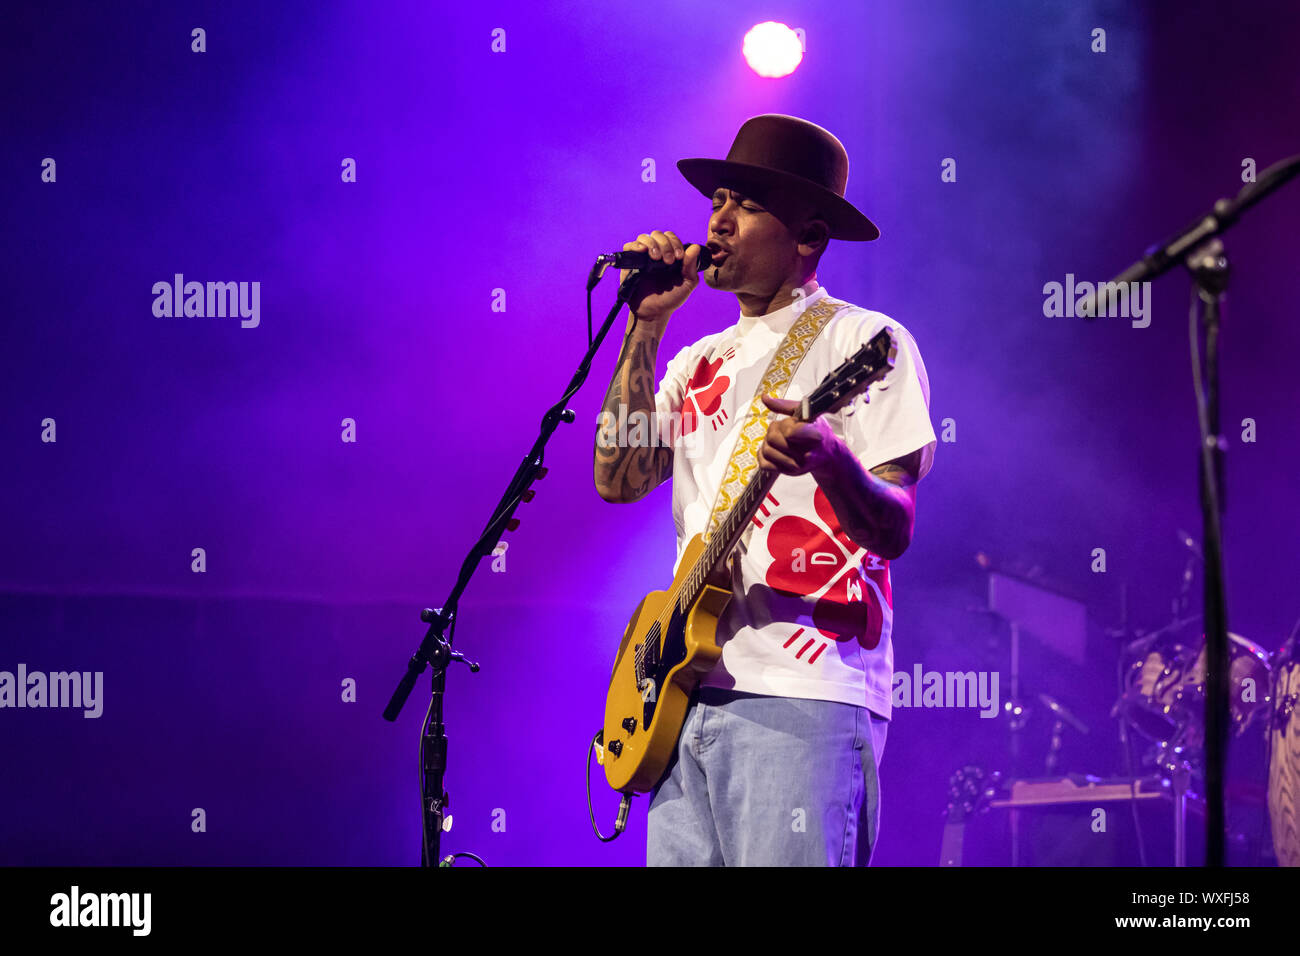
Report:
594,114,937,866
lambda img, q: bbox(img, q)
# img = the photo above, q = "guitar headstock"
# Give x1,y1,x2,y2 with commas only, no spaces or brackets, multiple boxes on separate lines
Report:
944,765,1001,824
801,327,897,420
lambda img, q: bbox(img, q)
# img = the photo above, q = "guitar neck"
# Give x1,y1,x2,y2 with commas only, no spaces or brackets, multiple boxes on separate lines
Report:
667,326,897,619
674,460,781,615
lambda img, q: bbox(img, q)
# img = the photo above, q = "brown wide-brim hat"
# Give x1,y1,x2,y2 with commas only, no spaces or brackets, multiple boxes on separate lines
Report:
677,114,879,241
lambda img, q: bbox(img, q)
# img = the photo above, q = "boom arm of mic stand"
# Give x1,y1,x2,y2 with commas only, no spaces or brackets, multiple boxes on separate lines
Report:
1079,153,1300,319
383,267,644,722
1075,155,1300,865
383,262,644,866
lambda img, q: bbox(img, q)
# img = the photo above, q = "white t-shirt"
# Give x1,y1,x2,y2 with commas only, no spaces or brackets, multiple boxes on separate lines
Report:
653,280,936,719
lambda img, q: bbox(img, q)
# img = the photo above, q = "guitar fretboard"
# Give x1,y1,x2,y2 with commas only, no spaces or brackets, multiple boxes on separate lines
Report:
667,326,895,619
675,461,779,615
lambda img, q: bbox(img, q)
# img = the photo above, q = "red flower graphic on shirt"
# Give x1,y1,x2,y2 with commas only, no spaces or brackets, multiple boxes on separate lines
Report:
762,487,892,649
681,351,733,435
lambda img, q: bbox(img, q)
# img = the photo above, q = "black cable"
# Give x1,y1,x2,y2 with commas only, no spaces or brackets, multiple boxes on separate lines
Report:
480,457,543,541
587,730,633,841
418,693,435,864
1189,287,1214,486
418,611,464,866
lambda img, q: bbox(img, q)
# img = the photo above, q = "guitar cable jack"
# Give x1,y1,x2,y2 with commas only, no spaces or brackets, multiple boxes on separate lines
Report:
588,729,633,842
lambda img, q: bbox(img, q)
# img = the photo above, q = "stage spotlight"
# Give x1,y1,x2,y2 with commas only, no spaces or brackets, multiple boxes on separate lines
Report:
742,21,803,78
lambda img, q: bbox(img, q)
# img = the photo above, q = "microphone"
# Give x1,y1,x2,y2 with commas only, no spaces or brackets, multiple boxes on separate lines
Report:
597,244,714,272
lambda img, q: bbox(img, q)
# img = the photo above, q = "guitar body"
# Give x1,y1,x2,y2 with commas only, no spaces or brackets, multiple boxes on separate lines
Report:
603,534,731,793
599,327,898,798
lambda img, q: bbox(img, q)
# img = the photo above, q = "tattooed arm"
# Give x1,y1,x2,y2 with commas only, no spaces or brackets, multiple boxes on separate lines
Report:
812,448,921,561
593,317,674,503
594,228,705,502
757,389,922,560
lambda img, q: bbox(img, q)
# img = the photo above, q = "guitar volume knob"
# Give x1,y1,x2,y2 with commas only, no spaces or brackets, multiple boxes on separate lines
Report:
622,717,637,735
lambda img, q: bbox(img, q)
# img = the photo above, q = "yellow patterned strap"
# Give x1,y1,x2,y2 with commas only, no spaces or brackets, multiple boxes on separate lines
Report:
702,294,844,542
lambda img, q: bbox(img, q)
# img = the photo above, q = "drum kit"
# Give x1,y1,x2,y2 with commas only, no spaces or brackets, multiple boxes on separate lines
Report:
1117,622,1271,758
953,545,1300,865
1115,612,1299,865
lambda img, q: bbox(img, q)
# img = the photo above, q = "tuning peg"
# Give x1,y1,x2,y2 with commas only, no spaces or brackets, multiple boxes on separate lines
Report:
522,489,536,502
535,467,549,481
506,518,521,531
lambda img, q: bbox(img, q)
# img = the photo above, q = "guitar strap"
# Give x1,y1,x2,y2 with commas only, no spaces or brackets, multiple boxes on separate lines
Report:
702,290,844,543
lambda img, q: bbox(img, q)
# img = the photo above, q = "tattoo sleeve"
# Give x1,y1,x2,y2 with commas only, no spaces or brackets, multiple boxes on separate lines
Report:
812,447,921,560
594,322,674,502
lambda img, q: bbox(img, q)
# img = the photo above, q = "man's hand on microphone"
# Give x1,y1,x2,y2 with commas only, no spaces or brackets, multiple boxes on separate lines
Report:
619,229,705,327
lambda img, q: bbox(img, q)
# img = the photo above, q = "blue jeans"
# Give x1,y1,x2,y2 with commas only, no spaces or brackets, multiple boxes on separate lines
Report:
646,687,888,866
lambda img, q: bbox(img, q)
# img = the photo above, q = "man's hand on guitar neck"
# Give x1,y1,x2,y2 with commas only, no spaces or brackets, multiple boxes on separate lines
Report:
757,394,919,561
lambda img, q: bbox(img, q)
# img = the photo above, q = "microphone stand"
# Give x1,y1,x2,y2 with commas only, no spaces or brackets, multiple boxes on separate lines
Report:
1189,238,1230,869
382,259,646,866
1080,155,1300,867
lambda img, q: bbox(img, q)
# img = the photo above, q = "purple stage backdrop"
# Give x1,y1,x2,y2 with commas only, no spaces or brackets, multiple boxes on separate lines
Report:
2,1,1297,866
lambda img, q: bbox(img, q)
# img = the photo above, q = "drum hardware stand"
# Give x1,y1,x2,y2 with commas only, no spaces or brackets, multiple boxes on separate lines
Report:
1112,591,1210,865
986,612,1040,865
1005,619,1029,866
1111,581,1153,867
1006,620,1027,775
1174,528,1201,616
1155,748,1196,867
1040,693,1088,776
1045,717,1064,777
1080,154,1300,866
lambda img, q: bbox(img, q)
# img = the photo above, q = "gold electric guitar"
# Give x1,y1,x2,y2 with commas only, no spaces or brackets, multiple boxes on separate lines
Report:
602,328,898,793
